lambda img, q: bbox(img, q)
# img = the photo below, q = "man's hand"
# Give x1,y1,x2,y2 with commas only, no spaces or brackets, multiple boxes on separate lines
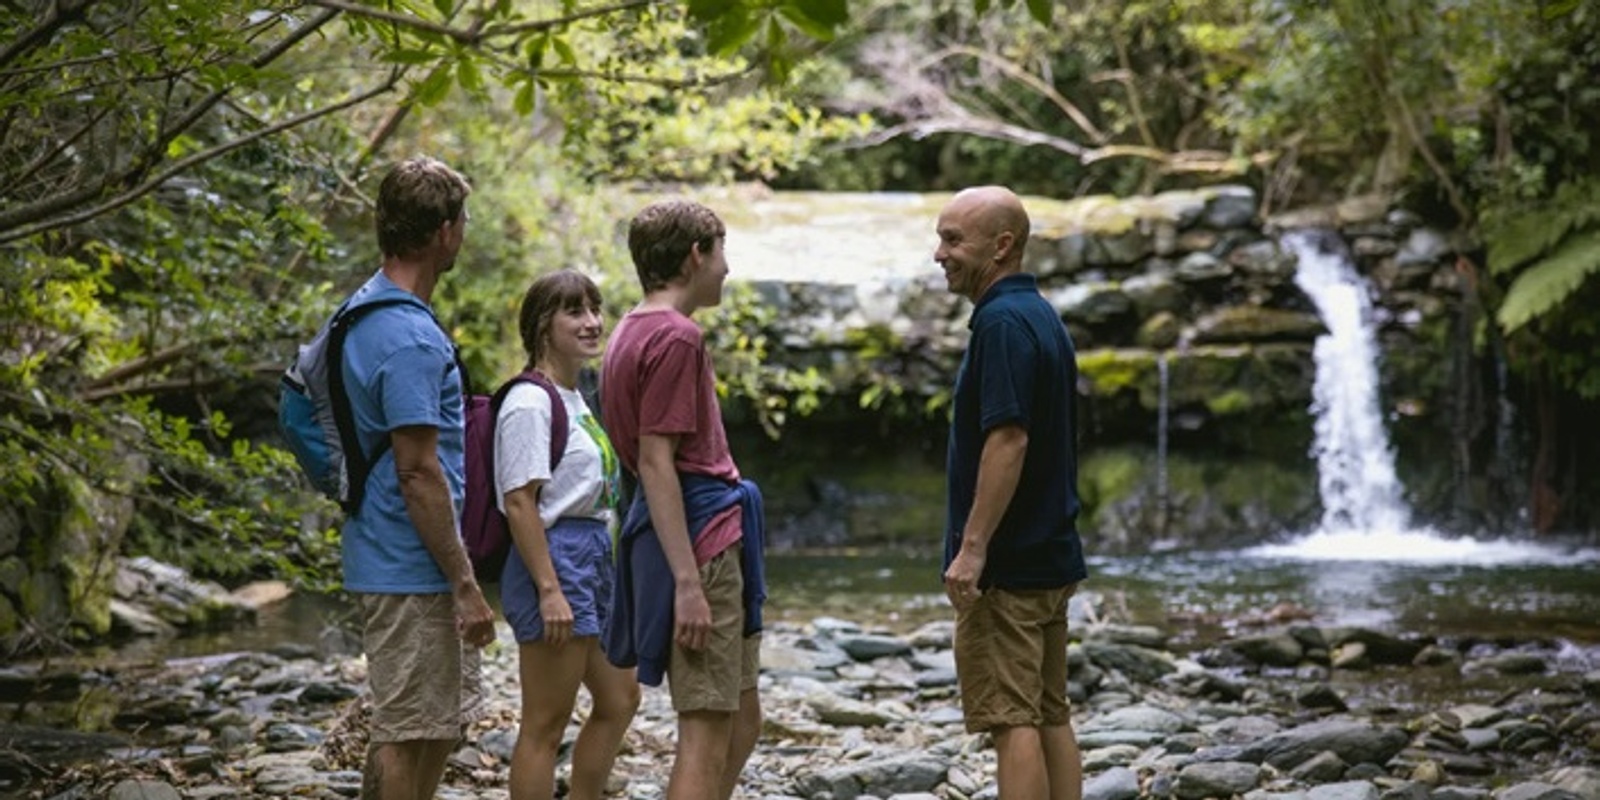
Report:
454,582,496,648
944,548,986,610
539,589,575,646
673,580,713,650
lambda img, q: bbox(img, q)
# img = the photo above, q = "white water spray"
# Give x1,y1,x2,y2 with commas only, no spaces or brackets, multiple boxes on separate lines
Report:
1252,232,1594,564
1285,231,1411,536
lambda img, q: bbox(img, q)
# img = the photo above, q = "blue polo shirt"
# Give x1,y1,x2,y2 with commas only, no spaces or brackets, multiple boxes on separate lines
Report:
945,273,1086,590
339,272,465,594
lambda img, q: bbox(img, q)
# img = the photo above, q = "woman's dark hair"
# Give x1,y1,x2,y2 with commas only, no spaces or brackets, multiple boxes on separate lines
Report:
519,269,603,369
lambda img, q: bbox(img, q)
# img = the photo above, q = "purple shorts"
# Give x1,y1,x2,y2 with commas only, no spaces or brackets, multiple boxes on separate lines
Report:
500,517,614,644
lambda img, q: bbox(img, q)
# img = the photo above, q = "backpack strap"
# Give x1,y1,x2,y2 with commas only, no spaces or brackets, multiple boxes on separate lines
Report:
487,370,571,491
325,295,431,514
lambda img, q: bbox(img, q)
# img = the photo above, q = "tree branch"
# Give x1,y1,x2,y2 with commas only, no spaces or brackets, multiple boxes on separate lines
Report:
0,74,401,244
480,0,659,38
303,0,663,44
847,115,1090,157
0,0,97,73
78,362,284,403
304,0,480,44
921,45,1106,143
149,8,339,166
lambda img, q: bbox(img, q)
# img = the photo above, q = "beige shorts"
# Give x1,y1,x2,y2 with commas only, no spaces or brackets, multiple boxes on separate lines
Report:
359,593,485,742
954,584,1076,733
668,547,761,712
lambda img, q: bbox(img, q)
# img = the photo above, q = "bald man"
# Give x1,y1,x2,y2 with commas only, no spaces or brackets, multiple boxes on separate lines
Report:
935,186,1087,800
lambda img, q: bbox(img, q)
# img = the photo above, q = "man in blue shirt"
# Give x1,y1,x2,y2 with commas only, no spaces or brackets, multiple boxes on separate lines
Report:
339,157,495,800
937,185,1087,800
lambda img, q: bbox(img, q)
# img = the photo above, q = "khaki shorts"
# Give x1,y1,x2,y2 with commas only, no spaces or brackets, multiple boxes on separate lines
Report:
360,593,485,743
954,584,1076,733
668,547,761,712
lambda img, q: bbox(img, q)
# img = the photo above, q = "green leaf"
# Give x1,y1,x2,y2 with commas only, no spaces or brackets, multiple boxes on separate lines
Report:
1487,210,1574,275
457,56,483,92
513,80,536,115
1025,0,1053,25
414,67,454,106
688,0,740,22
551,36,577,66
706,8,762,57
433,0,455,17
1496,228,1600,333
974,0,992,13
778,3,843,41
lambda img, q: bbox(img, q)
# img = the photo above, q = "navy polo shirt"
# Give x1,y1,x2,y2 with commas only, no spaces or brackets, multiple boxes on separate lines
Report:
945,273,1086,590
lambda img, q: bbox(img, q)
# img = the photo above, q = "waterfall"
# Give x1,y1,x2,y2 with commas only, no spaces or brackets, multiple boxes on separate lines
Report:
1282,230,1411,535
1250,231,1594,565
1155,351,1170,535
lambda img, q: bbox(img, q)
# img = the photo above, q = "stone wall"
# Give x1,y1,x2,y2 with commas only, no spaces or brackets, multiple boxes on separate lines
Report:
729,187,1487,552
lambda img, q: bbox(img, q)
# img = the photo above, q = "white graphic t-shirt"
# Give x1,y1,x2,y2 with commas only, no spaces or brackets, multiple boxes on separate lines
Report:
493,381,618,528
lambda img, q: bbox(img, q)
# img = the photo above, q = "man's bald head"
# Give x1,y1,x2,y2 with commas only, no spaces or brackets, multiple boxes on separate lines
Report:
935,185,1033,301
946,186,1030,268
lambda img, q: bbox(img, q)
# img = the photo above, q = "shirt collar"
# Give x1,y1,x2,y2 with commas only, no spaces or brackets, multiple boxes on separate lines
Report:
968,273,1039,328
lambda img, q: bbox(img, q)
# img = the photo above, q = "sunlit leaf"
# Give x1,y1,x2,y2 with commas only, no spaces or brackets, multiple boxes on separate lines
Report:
705,7,762,57
1497,229,1600,333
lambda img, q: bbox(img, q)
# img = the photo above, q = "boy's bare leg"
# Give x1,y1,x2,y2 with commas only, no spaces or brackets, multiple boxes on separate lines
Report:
716,687,761,799
994,726,1048,800
667,709,733,800
1042,722,1083,800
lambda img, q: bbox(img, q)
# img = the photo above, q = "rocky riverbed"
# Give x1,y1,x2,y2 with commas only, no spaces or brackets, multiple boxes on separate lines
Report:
4,587,1599,800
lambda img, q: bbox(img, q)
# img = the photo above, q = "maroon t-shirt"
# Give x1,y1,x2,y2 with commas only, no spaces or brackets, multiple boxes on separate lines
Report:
601,308,740,483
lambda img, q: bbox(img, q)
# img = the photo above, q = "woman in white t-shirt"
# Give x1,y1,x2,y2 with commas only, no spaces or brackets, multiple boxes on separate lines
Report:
497,269,637,800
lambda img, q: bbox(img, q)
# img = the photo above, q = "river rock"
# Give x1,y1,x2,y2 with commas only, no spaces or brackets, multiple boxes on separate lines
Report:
1467,653,1547,676
1082,640,1177,683
108,780,182,800
1175,761,1262,799
793,752,946,800
1079,704,1189,736
1085,766,1141,800
1232,718,1409,770
1495,783,1586,800
1231,633,1306,667
1310,781,1383,800
1290,750,1350,783
1325,628,1425,666
833,632,912,661
1541,767,1600,800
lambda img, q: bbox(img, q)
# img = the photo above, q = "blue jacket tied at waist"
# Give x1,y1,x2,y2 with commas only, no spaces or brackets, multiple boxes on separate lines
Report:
604,473,766,686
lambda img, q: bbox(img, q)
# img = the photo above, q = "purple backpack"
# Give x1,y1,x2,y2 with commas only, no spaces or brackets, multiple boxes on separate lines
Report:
461,370,568,583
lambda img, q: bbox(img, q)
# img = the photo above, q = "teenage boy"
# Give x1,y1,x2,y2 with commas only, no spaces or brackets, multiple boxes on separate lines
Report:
601,199,766,800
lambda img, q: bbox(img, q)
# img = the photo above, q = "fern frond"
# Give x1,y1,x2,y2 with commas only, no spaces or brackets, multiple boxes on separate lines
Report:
1487,209,1575,275
1496,228,1600,333
1486,179,1600,276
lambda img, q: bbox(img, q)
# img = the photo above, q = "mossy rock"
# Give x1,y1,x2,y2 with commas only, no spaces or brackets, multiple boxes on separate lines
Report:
1080,447,1317,553
1189,306,1324,345
1079,349,1161,402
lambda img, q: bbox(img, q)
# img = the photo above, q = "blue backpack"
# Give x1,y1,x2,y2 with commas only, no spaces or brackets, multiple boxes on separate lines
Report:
279,296,424,513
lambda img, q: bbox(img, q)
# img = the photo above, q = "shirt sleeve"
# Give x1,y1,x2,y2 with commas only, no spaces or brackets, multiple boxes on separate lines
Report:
637,332,706,438
495,383,555,503
372,342,456,430
970,317,1036,432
